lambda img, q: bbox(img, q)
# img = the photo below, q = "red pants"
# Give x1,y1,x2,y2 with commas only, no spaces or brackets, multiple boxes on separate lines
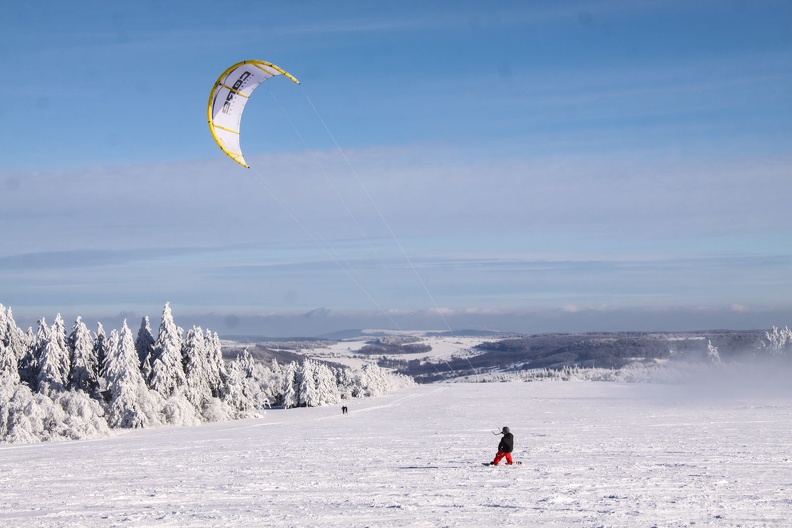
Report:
492,450,513,465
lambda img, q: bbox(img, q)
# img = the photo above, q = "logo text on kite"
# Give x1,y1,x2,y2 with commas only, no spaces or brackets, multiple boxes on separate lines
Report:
221,72,251,114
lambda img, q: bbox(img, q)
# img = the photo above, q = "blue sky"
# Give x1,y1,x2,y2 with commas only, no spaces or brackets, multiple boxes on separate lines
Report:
1,0,791,336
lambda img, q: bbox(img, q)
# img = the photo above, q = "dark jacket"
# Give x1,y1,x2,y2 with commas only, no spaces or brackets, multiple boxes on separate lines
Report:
498,432,514,453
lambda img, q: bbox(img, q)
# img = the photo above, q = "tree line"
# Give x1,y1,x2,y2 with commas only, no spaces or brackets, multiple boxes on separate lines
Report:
0,302,414,443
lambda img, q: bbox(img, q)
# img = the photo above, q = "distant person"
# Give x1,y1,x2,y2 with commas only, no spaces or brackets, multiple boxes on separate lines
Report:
490,426,514,465
342,405,348,414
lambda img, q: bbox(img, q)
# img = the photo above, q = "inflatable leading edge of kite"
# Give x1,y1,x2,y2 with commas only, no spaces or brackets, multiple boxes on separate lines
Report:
207,60,300,168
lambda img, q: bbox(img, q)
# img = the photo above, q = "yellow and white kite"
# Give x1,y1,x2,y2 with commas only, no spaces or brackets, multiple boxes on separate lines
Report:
207,60,300,168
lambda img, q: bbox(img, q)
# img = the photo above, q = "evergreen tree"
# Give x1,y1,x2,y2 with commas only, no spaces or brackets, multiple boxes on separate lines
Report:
68,317,98,394
0,305,7,349
281,361,298,409
135,316,156,381
763,326,791,357
259,359,284,406
2,307,28,365
270,358,283,377
149,303,186,397
92,323,109,385
25,327,35,347
238,349,256,378
18,319,48,389
359,364,390,397
221,357,249,413
37,316,71,394
236,349,273,409
204,330,227,398
0,340,19,383
104,321,159,428
35,318,50,353
298,359,320,407
315,362,341,406
335,367,355,400
0,305,19,383
52,314,69,361
706,340,721,364
182,326,211,407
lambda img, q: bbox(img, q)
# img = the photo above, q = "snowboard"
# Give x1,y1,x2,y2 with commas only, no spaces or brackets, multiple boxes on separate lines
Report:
483,461,522,466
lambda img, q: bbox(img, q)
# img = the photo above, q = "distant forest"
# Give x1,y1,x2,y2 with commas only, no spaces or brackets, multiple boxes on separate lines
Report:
377,329,791,383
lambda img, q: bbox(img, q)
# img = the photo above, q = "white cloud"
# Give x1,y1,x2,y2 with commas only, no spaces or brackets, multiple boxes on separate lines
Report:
2,145,792,329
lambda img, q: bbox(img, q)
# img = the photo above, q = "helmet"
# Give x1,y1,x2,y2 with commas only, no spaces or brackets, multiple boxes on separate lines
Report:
502,426,510,434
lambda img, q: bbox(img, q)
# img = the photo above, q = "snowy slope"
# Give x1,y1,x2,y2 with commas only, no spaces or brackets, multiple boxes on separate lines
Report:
1,381,790,527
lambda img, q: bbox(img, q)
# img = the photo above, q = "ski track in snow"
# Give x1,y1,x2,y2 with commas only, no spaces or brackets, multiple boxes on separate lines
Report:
1,381,791,527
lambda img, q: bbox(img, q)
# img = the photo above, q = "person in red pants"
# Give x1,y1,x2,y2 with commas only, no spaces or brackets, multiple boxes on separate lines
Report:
491,426,514,465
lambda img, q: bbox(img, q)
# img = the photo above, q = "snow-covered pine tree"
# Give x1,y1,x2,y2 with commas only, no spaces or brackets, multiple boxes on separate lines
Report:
68,317,98,394
92,323,109,384
0,305,7,348
52,314,69,360
297,359,320,407
18,318,49,389
36,316,71,394
237,349,257,381
359,363,390,397
706,340,721,364
281,361,298,409
763,326,791,357
0,339,18,384
0,306,19,383
135,316,156,381
335,366,355,400
2,307,28,368
204,330,227,398
221,356,250,414
270,358,282,377
104,321,161,428
182,326,212,408
187,328,236,421
255,359,283,407
237,349,273,409
149,303,186,397
314,362,341,406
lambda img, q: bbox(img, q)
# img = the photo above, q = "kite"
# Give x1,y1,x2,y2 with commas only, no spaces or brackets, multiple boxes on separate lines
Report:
207,60,300,168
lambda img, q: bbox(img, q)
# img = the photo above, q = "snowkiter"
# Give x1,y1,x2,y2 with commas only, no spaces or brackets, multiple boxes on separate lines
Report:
491,426,514,465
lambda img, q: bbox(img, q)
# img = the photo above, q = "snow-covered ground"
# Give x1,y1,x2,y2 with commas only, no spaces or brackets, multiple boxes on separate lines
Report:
305,334,494,370
1,380,790,527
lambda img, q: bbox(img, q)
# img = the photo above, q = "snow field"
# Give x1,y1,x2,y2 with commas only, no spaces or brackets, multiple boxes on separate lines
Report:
307,335,491,370
0,381,790,527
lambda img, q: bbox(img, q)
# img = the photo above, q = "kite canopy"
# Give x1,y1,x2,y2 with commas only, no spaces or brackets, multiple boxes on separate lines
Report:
207,60,300,168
